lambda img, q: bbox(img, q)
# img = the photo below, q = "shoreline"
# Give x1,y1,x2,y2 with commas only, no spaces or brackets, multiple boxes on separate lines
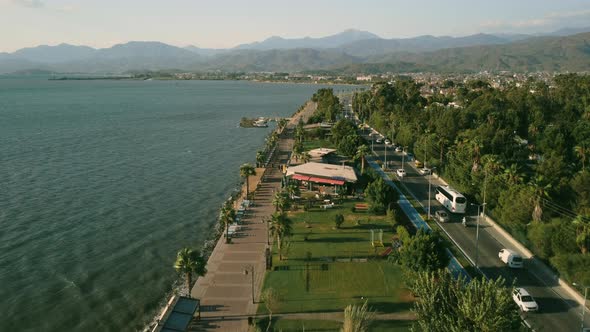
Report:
183,101,316,331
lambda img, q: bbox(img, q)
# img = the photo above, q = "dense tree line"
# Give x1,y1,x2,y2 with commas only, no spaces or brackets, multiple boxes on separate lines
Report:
309,88,343,123
354,74,590,285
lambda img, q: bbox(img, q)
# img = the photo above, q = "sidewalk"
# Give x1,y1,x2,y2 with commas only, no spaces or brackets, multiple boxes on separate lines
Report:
188,102,316,331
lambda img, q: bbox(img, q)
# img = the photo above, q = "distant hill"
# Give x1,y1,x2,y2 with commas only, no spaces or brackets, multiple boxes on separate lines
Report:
337,33,511,57
233,29,380,50
2,28,590,74
183,45,228,57
203,48,360,72
340,32,590,73
12,43,96,63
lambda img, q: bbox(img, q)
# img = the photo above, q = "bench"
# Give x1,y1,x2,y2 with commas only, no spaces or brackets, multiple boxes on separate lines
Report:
354,204,369,212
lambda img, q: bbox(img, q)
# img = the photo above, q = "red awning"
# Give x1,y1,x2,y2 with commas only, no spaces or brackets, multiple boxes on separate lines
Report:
308,177,345,185
292,174,310,181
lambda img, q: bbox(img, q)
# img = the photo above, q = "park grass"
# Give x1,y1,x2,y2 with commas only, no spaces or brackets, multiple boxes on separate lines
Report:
259,199,414,330
303,139,335,151
257,318,412,331
286,200,395,260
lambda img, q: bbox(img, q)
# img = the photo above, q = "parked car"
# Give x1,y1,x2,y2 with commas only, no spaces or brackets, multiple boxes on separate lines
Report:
419,168,432,175
512,288,539,312
499,249,524,268
434,210,449,223
396,169,406,178
414,160,423,168
395,146,402,152
376,137,383,144
384,139,391,145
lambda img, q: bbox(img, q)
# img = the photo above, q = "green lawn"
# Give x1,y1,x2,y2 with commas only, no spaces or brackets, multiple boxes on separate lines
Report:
259,199,414,329
303,139,335,151
286,201,395,260
257,318,412,331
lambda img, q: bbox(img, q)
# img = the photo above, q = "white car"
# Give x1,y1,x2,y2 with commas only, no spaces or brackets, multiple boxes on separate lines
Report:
499,248,524,268
395,146,402,152
384,139,391,145
513,288,539,312
396,169,406,178
419,168,432,175
375,137,383,144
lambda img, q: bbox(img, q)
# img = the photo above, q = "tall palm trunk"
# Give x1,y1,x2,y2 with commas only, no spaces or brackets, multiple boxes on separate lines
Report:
277,234,282,260
361,157,365,174
186,272,192,298
245,177,250,199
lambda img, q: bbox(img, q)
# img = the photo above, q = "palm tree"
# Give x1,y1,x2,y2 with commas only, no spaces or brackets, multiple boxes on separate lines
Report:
503,163,523,185
355,145,370,174
240,163,256,200
256,150,265,168
269,212,293,260
220,202,236,243
529,176,552,223
573,215,590,254
341,301,375,332
272,191,291,213
285,182,300,200
174,248,207,298
292,143,304,162
301,152,312,164
437,136,449,164
468,138,483,173
574,145,588,171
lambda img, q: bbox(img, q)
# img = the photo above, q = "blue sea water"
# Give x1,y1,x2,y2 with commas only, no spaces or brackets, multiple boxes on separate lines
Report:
0,79,353,331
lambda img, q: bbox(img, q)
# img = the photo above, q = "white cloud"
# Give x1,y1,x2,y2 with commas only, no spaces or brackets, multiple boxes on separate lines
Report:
12,0,44,8
480,9,590,32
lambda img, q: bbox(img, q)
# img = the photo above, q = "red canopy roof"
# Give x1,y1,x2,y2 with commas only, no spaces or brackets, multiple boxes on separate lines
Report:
292,174,310,181
308,177,345,186
291,173,345,185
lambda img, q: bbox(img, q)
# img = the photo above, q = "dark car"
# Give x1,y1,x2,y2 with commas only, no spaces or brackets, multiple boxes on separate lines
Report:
435,210,449,223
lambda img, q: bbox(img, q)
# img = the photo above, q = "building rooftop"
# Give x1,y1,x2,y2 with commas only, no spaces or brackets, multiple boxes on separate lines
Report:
308,148,337,158
286,162,357,183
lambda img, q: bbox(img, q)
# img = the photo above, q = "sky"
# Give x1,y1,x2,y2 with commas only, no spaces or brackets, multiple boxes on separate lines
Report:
2,0,590,52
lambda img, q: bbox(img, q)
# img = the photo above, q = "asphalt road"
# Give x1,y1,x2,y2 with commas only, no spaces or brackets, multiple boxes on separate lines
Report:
364,131,589,332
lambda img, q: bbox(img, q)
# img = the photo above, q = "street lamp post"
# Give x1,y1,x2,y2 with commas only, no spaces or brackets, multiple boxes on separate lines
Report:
244,265,255,304
384,143,387,170
401,146,408,172
428,167,437,220
470,203,486,268
573,283,588,332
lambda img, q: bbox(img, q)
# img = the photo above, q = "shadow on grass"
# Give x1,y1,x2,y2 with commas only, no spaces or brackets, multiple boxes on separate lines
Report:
369,301,413,313
304,237,367,243
345,224,390,230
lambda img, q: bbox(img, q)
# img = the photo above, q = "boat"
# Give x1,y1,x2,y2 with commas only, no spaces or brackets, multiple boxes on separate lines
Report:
253,118,268,127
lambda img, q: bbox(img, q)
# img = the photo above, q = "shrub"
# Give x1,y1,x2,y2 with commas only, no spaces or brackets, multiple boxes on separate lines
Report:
334,214,345,229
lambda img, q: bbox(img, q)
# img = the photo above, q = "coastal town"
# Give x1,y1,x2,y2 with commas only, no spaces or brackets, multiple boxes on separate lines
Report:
154,75,590,331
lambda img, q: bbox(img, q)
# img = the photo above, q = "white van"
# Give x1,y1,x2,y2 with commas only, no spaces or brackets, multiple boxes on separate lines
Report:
498,249,523,268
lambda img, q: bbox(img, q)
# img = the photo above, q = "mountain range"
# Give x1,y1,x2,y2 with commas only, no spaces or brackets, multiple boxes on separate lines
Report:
2,28,590,75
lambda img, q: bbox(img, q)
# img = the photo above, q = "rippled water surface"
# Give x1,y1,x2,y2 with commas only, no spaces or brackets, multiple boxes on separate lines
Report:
0,79,349,331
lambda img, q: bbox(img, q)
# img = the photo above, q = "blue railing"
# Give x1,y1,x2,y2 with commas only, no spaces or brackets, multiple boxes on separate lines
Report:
367,158,471,281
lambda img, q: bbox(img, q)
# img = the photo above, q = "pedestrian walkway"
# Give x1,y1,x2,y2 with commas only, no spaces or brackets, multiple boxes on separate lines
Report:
188,102,316,331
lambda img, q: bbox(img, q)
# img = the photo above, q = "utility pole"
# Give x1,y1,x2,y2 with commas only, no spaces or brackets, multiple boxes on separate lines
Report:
384,143,387,170
428,167,437,220
573,282,588,332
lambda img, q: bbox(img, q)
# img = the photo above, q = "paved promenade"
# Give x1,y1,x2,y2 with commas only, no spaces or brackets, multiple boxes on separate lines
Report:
189,103,315,331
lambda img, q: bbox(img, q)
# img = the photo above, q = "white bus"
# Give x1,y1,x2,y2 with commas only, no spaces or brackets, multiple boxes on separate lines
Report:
435,185,467,213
